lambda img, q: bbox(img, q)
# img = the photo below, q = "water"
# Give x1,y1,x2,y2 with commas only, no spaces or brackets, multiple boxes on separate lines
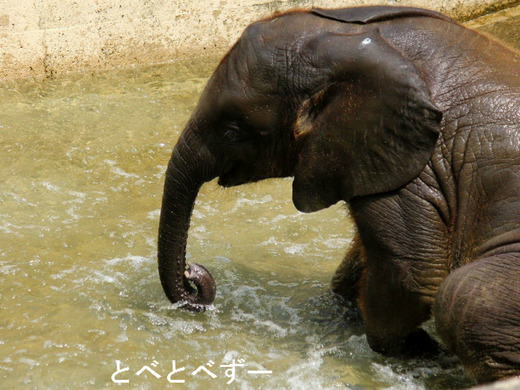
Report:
1,10,519,389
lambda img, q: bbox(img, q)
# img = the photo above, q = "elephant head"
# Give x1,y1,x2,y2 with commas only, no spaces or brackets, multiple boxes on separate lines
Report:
158,7,442,310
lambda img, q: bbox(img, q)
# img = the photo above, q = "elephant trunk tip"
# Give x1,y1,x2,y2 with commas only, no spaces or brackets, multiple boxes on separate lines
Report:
179,262,217,311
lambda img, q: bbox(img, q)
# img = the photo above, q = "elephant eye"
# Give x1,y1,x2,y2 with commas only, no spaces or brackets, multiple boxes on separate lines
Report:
223,123,246,144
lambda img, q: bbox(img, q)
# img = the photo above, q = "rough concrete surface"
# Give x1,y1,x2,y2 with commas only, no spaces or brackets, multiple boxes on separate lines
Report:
1,0,520,80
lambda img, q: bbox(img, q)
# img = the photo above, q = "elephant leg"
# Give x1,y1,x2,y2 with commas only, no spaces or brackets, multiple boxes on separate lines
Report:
360,266,441,357
331,233,366,302
434,254,520,383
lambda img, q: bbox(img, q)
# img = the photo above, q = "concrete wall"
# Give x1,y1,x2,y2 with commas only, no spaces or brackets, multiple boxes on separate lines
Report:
1,0,519,80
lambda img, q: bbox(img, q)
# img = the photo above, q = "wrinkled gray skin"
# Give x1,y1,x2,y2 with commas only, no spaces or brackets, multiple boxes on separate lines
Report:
158,6,520,383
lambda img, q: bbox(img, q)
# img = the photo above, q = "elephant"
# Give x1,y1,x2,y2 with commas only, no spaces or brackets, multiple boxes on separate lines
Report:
157,6,520,383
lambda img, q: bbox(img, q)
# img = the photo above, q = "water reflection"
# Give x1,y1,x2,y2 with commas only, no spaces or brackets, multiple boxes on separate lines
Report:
1,8,519,389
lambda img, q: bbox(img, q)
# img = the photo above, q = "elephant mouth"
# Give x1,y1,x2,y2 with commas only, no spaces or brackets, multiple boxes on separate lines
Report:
218,164,251,187
219,161,293,187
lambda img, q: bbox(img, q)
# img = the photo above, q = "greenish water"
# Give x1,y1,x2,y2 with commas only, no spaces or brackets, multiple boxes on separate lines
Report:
1,10,519,389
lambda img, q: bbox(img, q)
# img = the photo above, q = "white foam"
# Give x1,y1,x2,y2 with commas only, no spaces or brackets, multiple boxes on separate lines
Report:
0,265,18,275
104,255,150,269
229,195,273,213
146,209,160,220
41,181,60,191
372,363,425,390
104,159,139,178
283,244,308,255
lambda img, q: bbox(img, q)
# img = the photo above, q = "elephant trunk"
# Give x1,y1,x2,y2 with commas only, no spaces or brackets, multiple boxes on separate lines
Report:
157,127,218,310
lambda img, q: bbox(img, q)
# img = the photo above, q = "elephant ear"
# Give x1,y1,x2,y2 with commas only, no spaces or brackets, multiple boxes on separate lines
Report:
292,29,442,213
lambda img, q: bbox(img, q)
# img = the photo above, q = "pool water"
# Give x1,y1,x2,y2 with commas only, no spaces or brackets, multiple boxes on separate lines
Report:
1,9,519,389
